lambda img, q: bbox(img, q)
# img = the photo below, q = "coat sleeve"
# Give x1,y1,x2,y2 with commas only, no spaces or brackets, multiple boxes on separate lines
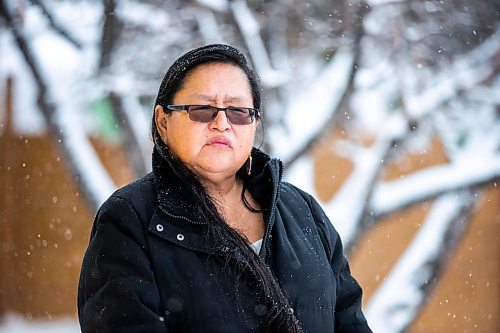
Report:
78,195,167,333
306,194,373,333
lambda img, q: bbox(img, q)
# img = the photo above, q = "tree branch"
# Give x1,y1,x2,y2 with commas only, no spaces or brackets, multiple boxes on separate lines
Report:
108,92,150,177
0,1,115,212
281,1,369,168
324,117,406,251
371,157,500,219
28,0,82,49
323,24,500,250
99,0,122,69
365,191,475,333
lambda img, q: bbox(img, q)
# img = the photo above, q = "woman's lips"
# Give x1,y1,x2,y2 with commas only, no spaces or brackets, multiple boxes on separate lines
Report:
207,137,232,148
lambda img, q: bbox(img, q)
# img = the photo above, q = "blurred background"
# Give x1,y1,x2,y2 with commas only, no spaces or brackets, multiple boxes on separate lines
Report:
0,0,499,332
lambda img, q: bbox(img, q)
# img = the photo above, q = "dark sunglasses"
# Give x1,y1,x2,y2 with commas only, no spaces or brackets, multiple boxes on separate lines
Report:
163,104,261,125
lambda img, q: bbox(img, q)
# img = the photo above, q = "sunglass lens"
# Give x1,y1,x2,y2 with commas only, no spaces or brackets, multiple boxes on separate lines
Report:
188,106,216,122
187,106,253,124
227,108,252,125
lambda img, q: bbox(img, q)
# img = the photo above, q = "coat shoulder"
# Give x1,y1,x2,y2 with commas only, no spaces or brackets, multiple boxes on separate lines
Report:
112,172,156,200
277,182,318,225
278,181,341,251
279,181,314,205
101,172,157,222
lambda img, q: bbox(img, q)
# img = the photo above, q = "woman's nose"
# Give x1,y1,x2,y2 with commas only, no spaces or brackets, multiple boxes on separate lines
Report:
210,110,230,130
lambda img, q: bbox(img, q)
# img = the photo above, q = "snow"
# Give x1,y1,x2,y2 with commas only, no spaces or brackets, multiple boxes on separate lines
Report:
372,157,500,218
30,5,116,206
194,10,225,44
0,314,79,333
365,191,473,333
121,94,153,172
0,1,116,207
116,0,171,31
404,29,500,119
283,155,315,194
0,32,46,134
39,0,103,47
54,93,117,205
229,0,290,87
196,0,229,12
324,136,393,244
268,50,354,162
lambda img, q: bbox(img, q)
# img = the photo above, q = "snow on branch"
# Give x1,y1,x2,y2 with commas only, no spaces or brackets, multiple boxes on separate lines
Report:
465,86,500,105
406,27,500,119
317,111,410,250
360,27,499,325
29,0,82,49
371,157,500,218
119,95,152,172
269,50,355,163
323,122,404,247
366,0,405,7
1,1,115,211
108,92,149,177
228,0,290,87
51,97,117,209
196,0,229,12
193,9,224,44
365,191,474,333
320,22,499,248
114,0,170,32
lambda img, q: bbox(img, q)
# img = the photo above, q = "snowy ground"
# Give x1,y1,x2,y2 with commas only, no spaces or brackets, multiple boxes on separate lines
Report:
0,315,80,333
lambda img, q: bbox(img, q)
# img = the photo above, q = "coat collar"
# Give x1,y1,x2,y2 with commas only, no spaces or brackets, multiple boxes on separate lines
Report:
152,146,283,225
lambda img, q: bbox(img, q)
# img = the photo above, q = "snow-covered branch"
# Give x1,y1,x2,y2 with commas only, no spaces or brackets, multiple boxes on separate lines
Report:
28,0,82,49
362,23,499,325
269,49,355,163
1,1,115,211
193,9,224,44
371,157,500,218
119,94,152,172
405,26,500,119
319,21,500,248
281,2,369,168
108,92,149,177
323,114,407,248
195,0,228,12
228,0,290,87
365,191,475,333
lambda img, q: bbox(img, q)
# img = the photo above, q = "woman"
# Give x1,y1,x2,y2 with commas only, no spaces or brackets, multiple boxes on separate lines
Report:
78,44,372,333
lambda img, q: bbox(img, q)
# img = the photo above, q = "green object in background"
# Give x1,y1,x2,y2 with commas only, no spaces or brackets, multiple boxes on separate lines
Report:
456,132,467,148
89,97,120,143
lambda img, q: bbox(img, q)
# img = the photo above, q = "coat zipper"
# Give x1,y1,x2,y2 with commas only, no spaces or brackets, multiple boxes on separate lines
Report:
263,161,283,263
158,205,207,225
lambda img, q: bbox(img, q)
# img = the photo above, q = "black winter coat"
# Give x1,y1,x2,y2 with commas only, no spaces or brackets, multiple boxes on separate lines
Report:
78,148,372,333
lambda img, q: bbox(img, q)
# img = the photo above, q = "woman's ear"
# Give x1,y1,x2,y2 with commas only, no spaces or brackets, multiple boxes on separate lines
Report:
154,105,168,142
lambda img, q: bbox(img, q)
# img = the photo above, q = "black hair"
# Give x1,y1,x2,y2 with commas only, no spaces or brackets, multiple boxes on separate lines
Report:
151,44,301,332
153,44,261,116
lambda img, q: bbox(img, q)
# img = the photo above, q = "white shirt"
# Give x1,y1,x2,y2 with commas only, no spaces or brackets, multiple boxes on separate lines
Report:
250,239,263,254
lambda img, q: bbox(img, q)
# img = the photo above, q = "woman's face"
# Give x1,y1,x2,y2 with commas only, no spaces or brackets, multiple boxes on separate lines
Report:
155,62,258,183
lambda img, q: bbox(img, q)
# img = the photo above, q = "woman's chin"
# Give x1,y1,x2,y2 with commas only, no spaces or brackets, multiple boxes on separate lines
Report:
194,162,241,180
